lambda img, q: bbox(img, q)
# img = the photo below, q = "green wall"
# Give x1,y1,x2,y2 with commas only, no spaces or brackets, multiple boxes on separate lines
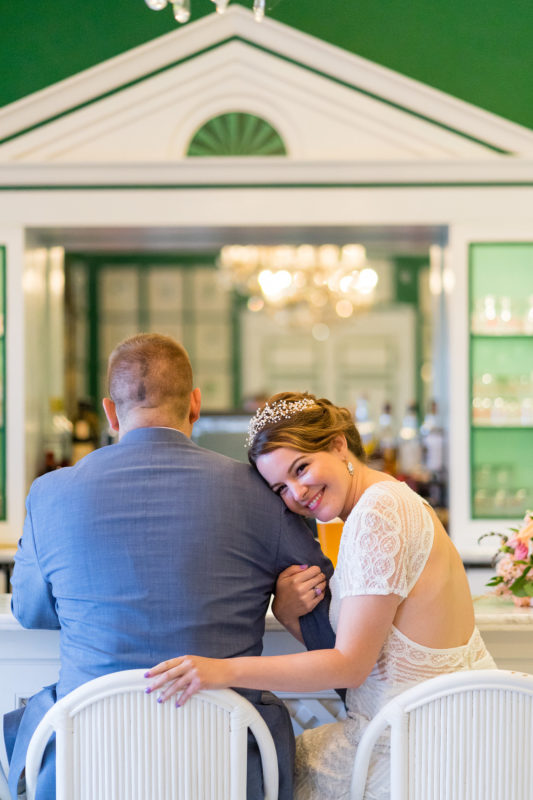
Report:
1,0,533,130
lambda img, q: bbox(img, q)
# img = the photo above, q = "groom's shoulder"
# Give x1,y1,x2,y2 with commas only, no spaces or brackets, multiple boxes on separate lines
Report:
192,444,275,494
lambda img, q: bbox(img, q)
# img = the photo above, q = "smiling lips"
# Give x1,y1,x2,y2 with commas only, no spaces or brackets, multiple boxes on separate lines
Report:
306,488,324,512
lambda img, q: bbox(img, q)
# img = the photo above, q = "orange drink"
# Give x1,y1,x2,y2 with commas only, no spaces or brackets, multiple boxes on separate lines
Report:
316,518,344,567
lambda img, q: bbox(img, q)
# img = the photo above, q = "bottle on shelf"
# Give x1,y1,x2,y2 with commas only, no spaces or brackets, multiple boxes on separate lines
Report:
497,296,521,334
41,397,73,474
420,399,447,508
471,295,498,335
354,395,376,457
72,399,100,464
397,402,422,489
373,402,397,476
524,295,533,335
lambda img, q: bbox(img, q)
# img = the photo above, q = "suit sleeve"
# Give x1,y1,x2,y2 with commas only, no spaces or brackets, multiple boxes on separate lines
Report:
10,489,60,630
276,507,336,652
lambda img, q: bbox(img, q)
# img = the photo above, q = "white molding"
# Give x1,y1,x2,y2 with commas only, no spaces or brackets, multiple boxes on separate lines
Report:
0,227,26,545
0,159,533,186
0,39,501,164
1,6,532,157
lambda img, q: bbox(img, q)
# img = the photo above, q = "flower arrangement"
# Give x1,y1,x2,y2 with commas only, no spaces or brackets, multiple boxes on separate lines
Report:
479,511,533,607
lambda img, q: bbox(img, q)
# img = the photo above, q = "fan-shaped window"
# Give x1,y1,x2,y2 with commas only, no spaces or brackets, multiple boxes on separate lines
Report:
186,112,287,157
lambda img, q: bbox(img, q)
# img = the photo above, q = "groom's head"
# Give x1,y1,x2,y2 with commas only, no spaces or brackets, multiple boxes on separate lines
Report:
103,333,201,437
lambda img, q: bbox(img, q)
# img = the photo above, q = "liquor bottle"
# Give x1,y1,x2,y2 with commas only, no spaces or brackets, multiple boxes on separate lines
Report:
376,402,397,476
71,399,100,464
397,402,422,487
41,397,73,473
420,399,447,508
524,295,533,334
354,395,376,457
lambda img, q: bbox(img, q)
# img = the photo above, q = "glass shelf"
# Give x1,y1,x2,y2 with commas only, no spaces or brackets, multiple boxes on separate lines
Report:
472,425,533,430
471,334,533,340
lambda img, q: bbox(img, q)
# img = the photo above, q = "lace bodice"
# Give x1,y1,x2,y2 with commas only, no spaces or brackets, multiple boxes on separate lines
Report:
333,480,434,600
329,480,495,741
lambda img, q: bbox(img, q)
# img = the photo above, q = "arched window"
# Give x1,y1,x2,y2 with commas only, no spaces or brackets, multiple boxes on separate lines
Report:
186,112,287,157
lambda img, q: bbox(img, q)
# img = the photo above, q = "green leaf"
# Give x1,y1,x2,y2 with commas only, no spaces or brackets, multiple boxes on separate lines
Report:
510,565,533,596
486,576,504,586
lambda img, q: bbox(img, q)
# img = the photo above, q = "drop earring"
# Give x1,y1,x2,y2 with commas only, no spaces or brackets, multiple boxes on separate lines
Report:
347,461,354,476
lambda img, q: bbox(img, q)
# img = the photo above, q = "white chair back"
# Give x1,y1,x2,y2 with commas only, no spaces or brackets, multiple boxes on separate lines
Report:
351,669,533,800
0,759,9,800
25,669,278,800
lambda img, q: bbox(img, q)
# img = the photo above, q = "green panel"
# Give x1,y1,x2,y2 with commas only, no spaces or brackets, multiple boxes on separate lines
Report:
393,256,429,423
469,242,533,520
471,429,533,519
470,244,533,315
187,112,286,157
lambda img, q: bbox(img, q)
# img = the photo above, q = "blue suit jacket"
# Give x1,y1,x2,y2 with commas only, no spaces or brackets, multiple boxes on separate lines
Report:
6,427,335,799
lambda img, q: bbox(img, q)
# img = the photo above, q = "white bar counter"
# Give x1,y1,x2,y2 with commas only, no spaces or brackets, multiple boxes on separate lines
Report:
1,593,533,771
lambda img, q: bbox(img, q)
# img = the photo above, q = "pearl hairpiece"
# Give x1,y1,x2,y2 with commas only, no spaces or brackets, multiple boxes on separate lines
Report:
246,397,317,448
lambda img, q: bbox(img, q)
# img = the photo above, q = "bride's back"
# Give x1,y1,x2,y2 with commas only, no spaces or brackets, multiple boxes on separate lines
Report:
394,505,475,649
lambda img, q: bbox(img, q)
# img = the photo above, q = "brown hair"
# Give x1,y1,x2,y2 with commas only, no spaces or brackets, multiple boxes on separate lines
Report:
107,333,193,421
248,391,366,465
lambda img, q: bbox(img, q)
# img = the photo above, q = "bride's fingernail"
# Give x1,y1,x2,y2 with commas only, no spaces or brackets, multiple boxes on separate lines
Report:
299,564,308,570
145,687,152,694
175,701,181,708
144,671,151,678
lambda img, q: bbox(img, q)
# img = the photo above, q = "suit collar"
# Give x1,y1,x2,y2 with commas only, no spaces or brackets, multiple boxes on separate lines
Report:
118,426,190,445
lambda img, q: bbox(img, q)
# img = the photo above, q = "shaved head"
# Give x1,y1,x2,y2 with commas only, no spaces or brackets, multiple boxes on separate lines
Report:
107,333,193,424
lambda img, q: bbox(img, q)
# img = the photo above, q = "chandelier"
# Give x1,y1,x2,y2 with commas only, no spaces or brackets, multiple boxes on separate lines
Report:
144,0,266,24
218,244,379,320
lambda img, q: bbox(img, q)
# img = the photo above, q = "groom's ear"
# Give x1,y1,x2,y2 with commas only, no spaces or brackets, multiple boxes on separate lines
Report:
102,397,119,432
189,387,201,425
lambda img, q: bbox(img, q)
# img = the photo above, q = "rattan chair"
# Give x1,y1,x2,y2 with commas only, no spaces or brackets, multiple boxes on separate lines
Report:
351,668,533,800
25,669,278,800
0,759,9,800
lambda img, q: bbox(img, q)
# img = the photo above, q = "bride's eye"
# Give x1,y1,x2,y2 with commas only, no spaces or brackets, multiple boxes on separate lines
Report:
274,485,287,497
296,462,308,475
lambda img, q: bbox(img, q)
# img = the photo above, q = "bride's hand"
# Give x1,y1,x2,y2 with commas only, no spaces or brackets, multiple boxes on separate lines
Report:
272,564,326,638
145,655,233,706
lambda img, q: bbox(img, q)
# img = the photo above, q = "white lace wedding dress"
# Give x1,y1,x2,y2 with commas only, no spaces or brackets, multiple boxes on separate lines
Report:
294,481,495,800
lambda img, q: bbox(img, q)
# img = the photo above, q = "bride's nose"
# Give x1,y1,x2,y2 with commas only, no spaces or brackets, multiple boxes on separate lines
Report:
289,482,308,503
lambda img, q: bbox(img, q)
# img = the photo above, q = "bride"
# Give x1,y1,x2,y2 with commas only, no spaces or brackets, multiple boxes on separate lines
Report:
146,392,495,799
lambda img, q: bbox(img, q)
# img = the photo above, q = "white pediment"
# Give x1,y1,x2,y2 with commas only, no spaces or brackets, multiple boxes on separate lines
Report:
1,6,533,164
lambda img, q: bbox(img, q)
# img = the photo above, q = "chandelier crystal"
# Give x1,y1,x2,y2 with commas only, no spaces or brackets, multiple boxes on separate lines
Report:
218,244,379,320
144,0,266,23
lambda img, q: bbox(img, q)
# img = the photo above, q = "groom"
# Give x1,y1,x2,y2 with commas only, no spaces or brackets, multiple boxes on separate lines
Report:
5,333,334,799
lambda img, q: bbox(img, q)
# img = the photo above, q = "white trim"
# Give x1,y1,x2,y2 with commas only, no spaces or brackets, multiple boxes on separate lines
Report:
0,159,533,187
0,228,26,545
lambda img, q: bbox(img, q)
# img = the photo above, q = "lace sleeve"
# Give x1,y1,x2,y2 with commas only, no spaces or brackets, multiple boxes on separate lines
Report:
335,483,432,599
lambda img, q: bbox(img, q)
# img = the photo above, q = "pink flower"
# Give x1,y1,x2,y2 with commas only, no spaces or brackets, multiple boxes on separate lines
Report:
515,514,533,547
510,541,529,561
512,595,531,607
496,554,524,582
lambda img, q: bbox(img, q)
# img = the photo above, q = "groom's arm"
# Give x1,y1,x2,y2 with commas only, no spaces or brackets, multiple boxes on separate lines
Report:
276,507,336,651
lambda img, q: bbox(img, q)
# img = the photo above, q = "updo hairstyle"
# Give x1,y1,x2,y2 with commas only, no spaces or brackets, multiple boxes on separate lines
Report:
248,391,366,466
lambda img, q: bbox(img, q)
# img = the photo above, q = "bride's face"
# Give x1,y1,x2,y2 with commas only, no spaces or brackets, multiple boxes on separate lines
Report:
256,441,353,521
